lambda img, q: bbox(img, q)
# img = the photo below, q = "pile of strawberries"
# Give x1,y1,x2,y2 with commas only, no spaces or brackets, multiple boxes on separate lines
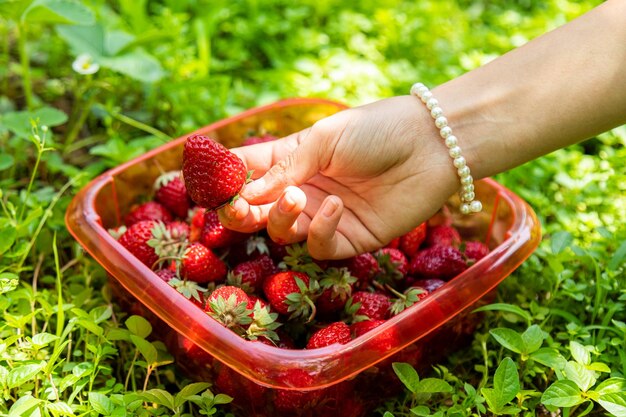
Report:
110,134,490,351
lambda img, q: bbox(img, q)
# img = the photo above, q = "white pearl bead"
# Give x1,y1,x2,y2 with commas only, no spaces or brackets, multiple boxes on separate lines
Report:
457,166,470,177
421,91,433,103
426,98,438,110
416,86,429,98
453,156,466,168
462,184,474,193
445,135,458,148
463,191,475,201
440,126,452,138
435,116,448,129
410,83,425,95
470,201,482,213
430,107,443,118
460,204,471,214
461,175,474,185
449,146,462,158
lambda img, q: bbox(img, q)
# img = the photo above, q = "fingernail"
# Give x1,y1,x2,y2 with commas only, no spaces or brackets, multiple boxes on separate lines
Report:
279,192,295,213
322,198,338,218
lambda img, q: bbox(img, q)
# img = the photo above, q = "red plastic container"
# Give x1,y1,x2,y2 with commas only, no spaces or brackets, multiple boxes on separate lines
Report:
66,98,541,416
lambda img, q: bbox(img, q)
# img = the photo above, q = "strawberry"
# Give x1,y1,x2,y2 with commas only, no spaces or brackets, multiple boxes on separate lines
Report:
347,291,391,321
228,254,275,293
409,245,468,280
227,235,270,264
215,364,268,407
306,322,351,349
375,248,409,282
181,243,227,283
153,171,191,218
267,239,290,263
463,241,490,263
400,222,427,256
124,201,173,226
388,285,429,315
205,286,252,333
274,369,323,412
168,277,207,309
177,335,214,368
425,225,461,248
118,220,159,267
316,267,357,317
410,278,446,293
242,133,277,146
263,271,320,322
255,329,296,349
200,210,248,249
350,319,399,353
245,300,282,342
182,134,249,209
340,252,379,289
189,207,206,242
155,268,176,282
166,221,190,240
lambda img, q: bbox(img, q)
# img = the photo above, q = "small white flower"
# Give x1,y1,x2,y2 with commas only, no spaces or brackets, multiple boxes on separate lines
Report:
72,53,100,75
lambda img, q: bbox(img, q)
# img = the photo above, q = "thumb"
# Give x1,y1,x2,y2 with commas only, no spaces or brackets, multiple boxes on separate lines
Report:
241,127,323,205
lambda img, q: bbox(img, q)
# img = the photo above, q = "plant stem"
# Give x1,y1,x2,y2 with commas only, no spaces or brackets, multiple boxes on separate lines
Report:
104,106,172,143
64,80,96,149
17,23,33,111
53,233,64,344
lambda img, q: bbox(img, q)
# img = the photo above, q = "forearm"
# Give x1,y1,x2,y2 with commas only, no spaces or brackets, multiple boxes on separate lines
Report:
433,0,626,179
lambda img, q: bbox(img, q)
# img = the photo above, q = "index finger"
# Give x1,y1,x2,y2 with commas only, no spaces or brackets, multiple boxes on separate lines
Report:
231,128,312,179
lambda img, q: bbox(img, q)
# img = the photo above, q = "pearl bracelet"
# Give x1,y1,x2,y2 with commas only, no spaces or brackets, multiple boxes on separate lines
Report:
410,83,482,214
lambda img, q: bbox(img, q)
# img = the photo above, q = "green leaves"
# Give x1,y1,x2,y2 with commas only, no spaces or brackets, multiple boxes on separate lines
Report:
0,0,93,25
489,324,546,359
57,23,165,82
392,363,453,395
0,106,67,138
541,380,585,408
481,358,520,415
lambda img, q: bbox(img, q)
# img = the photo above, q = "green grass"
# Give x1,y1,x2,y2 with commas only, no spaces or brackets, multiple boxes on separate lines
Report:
1,0,625,416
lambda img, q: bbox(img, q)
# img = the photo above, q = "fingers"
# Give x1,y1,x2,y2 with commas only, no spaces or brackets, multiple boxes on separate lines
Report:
306,196,349,260
266,186,308,244
218,197,270,233
241,127,322,205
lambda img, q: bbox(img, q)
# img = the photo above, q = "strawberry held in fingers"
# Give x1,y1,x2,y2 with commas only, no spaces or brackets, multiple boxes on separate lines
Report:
182,134,250,210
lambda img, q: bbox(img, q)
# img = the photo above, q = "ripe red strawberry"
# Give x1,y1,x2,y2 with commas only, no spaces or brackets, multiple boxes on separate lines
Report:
267,239,291,263
341,253,379,289
389,286,430,315
183,134,249,209
306,322,351,349
463,241,490,263
400,222,427,256
228,254,275,293
242,133,277,146
124,201,173,226
118,220,159,267
409,245,468,280
155,268,176,282
255,329,296,349
350,319,399,352
410,278,446,293
348,291,391,321
263,271,320,322
215,364,268,407
274,369,324,412
166,221,190,240
200,210,248,249
181,243,227,283
189,207,206,242
375,248,409,281
227,235,270,264
205,286,252,332
316,267,357,317
425,225,461,248
177,334,214,369
153,171,191,218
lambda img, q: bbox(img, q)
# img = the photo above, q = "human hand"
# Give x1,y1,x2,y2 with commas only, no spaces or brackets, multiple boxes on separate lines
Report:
218,96,460,260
